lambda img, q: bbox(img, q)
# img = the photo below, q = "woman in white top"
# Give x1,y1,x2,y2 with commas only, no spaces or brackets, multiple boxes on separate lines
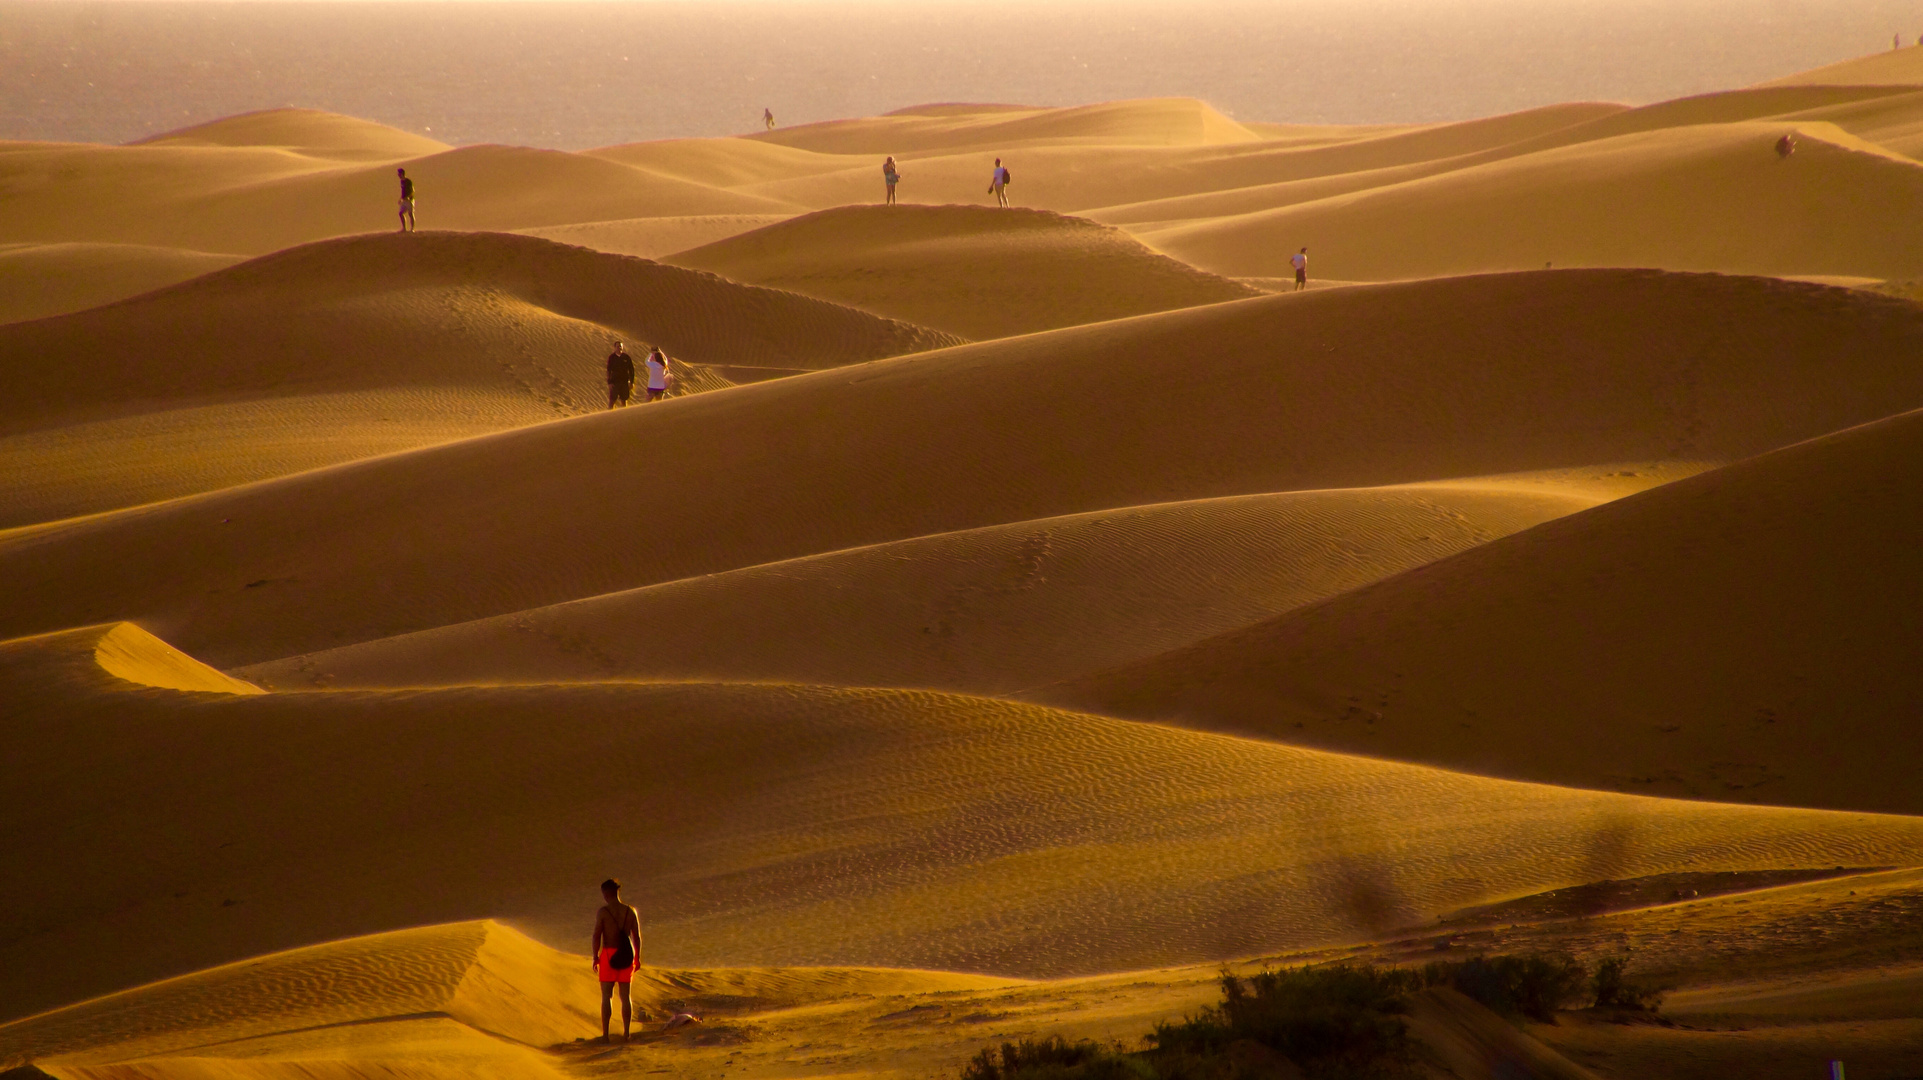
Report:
645,348,672,402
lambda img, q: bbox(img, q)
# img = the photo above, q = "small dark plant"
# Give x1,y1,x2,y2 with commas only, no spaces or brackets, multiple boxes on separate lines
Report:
1590,957,1664,1011
1425,953,1586,1023
1152,965,1420,1078
961,1036,1149,1080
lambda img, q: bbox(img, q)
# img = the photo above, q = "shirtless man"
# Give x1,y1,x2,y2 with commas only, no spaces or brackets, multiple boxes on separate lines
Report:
396,168,416,233
591,879,643,1042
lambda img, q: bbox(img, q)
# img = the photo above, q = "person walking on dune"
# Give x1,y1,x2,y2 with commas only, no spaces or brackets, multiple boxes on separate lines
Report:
645,346,672,402
883,156,901,204
764,107,776,131
592,879,642,1042
1291,247,1309,291
396,168,416,232
988,158,1011,207
606,342,635,409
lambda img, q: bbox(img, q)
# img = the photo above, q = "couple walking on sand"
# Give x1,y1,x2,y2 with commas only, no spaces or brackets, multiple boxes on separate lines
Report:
605,342,672,409
592,878,697,1042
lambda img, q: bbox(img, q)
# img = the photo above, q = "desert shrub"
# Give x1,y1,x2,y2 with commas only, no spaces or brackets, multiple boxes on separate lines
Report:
1425,953,1587,1022
1590,957,1664,1011
1152,966,1420,1078
961,1036,1151,1080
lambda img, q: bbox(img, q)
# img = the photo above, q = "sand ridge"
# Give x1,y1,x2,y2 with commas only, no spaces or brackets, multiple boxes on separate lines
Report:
665,203,1260,338
1038,406,1923,817
238,479,1628,694
5,269,1921,668
0,230,954,527
6,623,1923,1023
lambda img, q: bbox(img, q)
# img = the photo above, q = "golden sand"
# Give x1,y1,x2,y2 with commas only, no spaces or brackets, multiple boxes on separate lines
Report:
6,45,1923,1080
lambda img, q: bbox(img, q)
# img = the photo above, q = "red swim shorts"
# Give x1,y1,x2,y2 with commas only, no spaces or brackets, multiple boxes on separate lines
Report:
597,947,634,983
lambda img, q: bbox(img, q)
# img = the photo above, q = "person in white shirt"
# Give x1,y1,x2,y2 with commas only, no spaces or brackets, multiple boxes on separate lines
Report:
988,158,1010,207
1290,247,1308,291
645,347,672,402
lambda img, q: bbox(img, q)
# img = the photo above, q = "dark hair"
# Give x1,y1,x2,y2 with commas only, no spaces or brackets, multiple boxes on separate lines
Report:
601,878,620,893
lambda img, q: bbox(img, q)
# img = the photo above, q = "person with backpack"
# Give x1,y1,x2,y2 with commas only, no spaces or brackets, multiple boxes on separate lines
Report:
606,342,635,409
989,158,1011,207
591,878,642,1042
645,346,673,402
883,156,901,204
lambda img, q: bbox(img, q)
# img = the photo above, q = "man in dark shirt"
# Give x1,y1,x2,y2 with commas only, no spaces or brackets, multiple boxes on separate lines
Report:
607,342,635,408
397,168,416,232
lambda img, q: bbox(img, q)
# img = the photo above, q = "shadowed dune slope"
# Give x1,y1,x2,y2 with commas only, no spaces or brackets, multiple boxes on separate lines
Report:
6,271,1923,666
667,204,1259,338
128,107,452,160
239,480,1624,694
1142,122,1923,280
6,623,1922,1021
0,229,952,431
0,243,243,325
1037,408,1923,817
0,231,950,526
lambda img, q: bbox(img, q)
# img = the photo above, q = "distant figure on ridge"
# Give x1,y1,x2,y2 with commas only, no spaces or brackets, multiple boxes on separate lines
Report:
989,157,1011,207
606,342,635,409
591,878,642,1042
1291,247,1309,291
396,168,416,233
764,107,776,131
1776,133,1797,159
883,156,901,204
645,346,673,402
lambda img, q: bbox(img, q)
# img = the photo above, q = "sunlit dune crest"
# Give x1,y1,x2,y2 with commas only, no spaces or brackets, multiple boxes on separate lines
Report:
7,43,1923,1080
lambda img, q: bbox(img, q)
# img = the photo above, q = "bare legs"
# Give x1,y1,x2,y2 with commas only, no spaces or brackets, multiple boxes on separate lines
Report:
600,981,632,1041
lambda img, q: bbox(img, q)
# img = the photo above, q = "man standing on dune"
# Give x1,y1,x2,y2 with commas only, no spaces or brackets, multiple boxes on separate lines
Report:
592,878,642,1042
606,342,634,409
989,158,1011,207
1291,247,1309,291
396,168,416,232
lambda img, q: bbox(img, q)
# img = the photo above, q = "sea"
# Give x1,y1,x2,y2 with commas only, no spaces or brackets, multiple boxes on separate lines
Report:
1,0,1914,149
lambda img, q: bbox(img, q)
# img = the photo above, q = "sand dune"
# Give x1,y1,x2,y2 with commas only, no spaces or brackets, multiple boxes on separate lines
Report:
130,107,452,160
1,112,800,255
754,98,1263,157
666,204,1259,338
0,231,951,526
1762,44,1923,87
239,477,1647,694
517,213,792,260
0,242,242,325
1140,121,1923,280
731,103,1624,215
4,270,1921,666
1039,407,1923,817
7,622,1922,1022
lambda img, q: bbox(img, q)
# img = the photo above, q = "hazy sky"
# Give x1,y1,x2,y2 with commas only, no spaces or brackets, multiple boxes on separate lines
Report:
3,0,1914,147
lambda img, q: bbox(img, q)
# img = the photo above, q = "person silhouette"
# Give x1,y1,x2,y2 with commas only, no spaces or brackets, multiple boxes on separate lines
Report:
1290,247,1309,291
591,879,642,1043
988,158,1010,207
883,156,901,204
396,168,416,232
764,107,776,131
